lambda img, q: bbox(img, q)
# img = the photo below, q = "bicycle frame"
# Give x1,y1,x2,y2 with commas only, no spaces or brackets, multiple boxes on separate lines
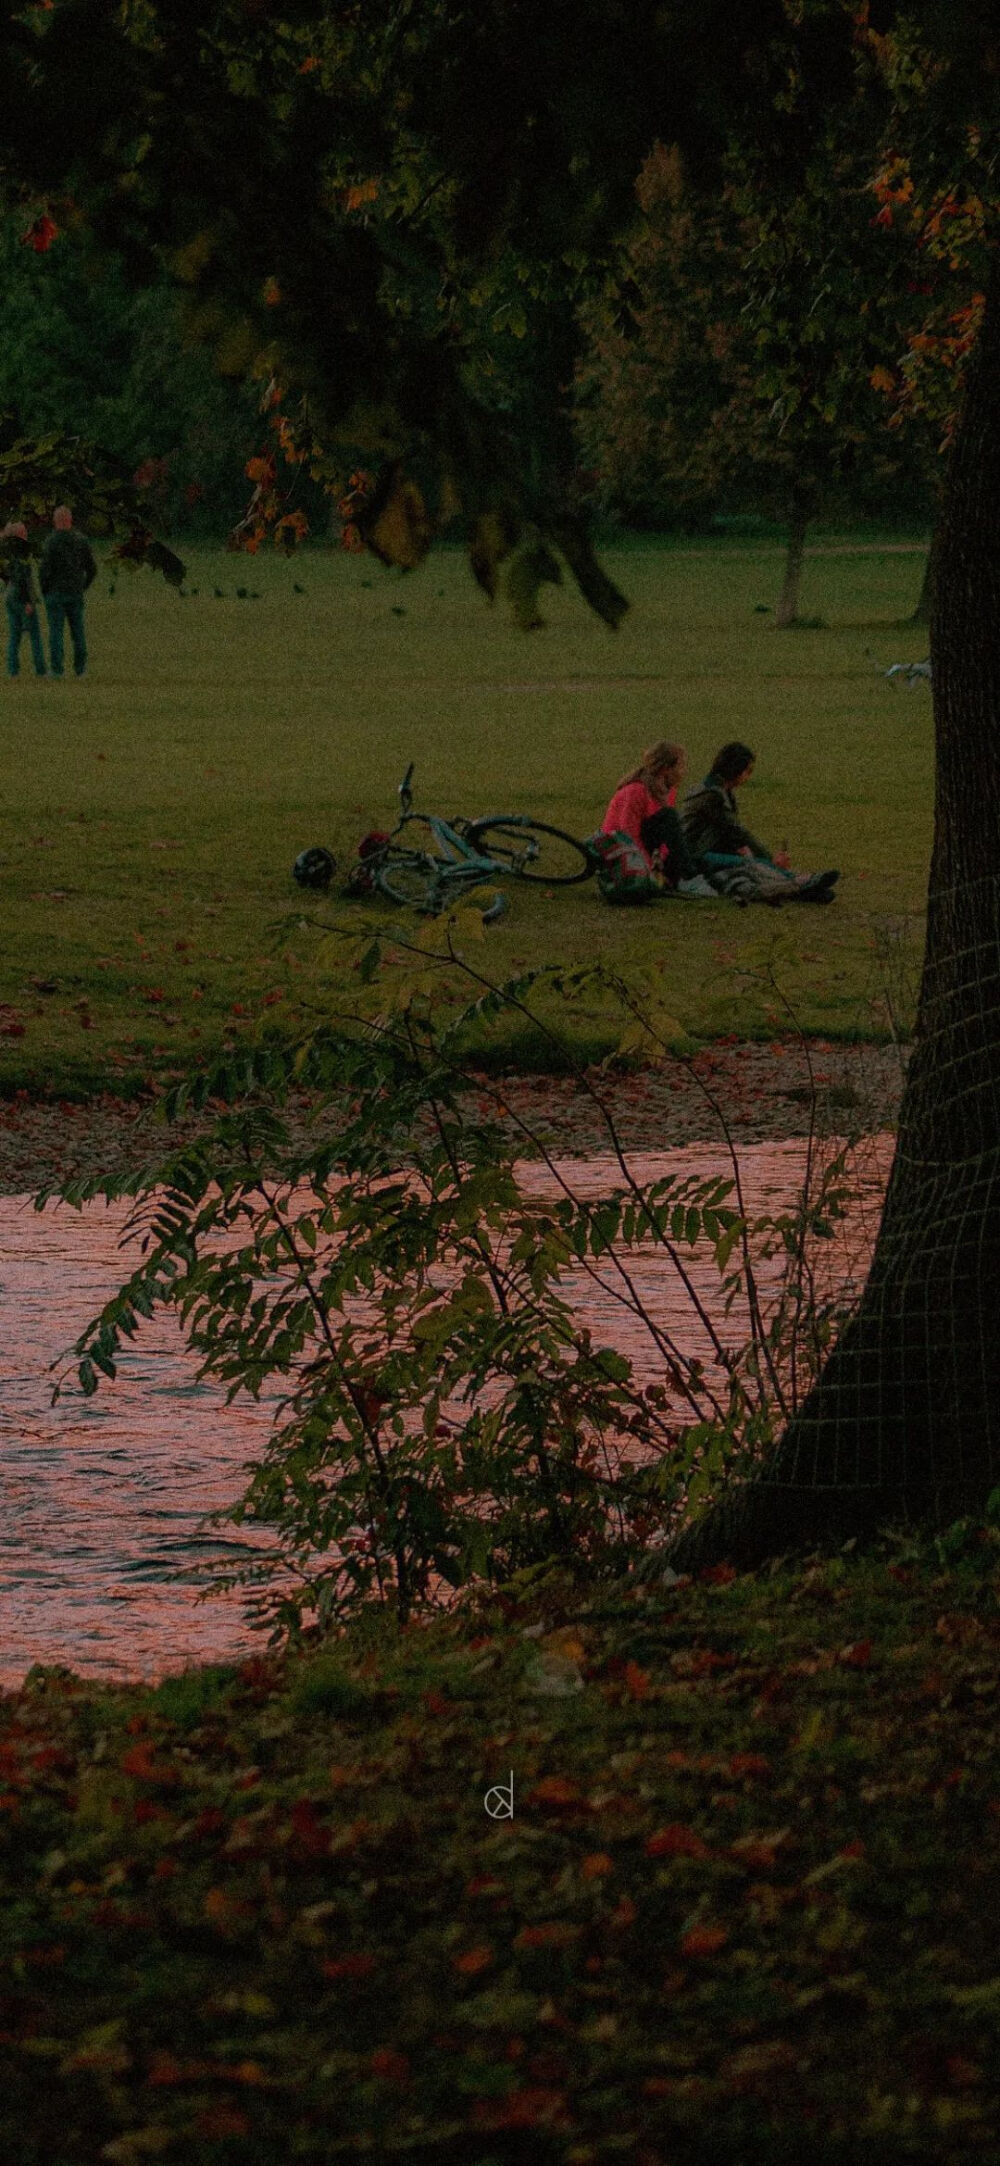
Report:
385,763,509,909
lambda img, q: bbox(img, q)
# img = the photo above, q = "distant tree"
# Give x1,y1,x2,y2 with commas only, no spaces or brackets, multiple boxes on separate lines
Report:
0,0,805,623
0,218,263,534
578,132,940,624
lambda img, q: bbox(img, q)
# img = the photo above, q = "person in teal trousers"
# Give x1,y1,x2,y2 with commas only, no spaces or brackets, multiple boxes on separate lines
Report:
2,521,46,678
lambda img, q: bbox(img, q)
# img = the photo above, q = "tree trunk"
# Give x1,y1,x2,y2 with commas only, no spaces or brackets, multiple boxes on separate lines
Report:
907,523,938,627
774,485,810,627
669,256,1000,1573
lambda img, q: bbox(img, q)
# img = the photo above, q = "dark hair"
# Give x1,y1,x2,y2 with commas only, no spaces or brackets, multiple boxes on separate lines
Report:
709,741,755,785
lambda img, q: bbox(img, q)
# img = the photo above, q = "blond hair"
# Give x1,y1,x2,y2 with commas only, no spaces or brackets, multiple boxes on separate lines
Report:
617,740,685,801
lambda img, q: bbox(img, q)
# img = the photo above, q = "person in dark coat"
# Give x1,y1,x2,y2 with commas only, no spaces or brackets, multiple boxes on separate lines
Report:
681,742,840,904
39,505,97,679
2,521,46,678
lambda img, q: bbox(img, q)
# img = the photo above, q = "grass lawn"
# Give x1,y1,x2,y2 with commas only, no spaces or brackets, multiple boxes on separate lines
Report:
0,534,932,1095
3,1532,999,2162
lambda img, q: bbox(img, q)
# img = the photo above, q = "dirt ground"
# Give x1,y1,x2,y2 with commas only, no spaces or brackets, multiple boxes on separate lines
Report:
0,1039,907,1196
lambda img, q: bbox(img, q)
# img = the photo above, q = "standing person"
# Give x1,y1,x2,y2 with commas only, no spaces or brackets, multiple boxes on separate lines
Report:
601,742,716,896
680,741,840,903
39,505,97,680
2,521,46,679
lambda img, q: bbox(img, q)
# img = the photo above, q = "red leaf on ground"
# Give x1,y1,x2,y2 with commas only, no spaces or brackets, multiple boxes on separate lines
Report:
525,1776,583,1810
646,1823,710,1859
370,2047,410,2084
837,1640,873,1668
322,1954,376,1980
289,1799,330,1854
680,1923,728,1957
453,1945,494,1975
514,1922,581,1950
729,1754,771,1779
580,1852,614,1880
623,1660,651,1697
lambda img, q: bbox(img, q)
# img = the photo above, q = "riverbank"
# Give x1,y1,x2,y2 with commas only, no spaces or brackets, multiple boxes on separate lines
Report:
3,1530,999,2163
0,1037,907,1194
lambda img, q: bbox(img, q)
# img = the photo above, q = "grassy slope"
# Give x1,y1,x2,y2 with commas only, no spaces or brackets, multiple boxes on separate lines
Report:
3,1534,999,2163
0,536,931,1094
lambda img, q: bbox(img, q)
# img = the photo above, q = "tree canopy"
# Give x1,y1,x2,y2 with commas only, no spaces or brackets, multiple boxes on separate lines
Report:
0,0,811,619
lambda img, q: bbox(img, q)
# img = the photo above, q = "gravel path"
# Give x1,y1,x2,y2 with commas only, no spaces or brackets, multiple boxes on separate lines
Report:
0,1039,907,1196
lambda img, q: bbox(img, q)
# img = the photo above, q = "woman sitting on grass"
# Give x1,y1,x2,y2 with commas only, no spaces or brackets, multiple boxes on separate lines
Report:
680,741,840,905
600,742,716,898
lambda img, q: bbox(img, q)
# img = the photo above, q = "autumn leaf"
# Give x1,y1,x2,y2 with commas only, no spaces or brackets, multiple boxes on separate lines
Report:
514,1921,581,1950
679,1923,728,1958
837,1640,873,1668
623,1660,652,1698
729,1753,772,1778
525,1776,584,1810
646,1823,710,1859
453,1945,494,1974
580,1852,615,1879
729,1827,791,1871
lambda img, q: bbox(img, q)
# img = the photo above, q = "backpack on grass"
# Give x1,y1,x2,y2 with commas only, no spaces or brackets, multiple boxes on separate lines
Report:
586,829,663,905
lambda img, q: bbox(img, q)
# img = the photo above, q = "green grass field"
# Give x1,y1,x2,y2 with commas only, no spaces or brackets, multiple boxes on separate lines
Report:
0,534,933,1094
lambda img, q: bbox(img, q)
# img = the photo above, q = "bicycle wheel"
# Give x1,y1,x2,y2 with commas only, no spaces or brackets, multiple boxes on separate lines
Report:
374,850,441,912
464,817,595,885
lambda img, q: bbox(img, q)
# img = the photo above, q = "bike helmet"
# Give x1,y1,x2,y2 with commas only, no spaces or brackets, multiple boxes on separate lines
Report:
293,845,337,890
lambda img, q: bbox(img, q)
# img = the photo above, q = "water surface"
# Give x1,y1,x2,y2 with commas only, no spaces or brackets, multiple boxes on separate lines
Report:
0,1135,893,1686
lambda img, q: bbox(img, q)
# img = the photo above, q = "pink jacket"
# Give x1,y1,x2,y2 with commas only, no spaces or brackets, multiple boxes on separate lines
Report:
601,779,675,867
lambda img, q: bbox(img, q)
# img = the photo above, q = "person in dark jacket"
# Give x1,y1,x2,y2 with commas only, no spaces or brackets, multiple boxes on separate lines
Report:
680,742,840,904
2,521,46,678
39,505,97,679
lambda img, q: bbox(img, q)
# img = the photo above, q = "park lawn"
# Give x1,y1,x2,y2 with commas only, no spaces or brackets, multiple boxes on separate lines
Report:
0,534,932,1096
2,1529,999,2162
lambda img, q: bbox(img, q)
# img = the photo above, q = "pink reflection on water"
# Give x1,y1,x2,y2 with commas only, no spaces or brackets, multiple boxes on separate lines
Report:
0,1133,893,1687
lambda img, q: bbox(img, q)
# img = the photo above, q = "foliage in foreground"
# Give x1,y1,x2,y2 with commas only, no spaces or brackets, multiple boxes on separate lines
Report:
43,930,867,1642
2,1532,1000,2162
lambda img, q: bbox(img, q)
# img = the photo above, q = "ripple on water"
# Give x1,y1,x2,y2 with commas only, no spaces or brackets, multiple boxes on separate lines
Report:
0,1135,893,1687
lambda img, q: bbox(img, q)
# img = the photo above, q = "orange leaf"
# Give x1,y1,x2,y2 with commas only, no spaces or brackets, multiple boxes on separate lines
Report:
525,1776,583,1811
454,1945,493,1975
514,1921,581,1950
679,1923,728,1958
646,1823,710,1859
729,1753,771,1779
623,1661,651,1698
580,1852,614,1880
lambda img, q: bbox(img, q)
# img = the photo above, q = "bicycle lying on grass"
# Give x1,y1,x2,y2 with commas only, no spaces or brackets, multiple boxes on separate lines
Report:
344,763,596,919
